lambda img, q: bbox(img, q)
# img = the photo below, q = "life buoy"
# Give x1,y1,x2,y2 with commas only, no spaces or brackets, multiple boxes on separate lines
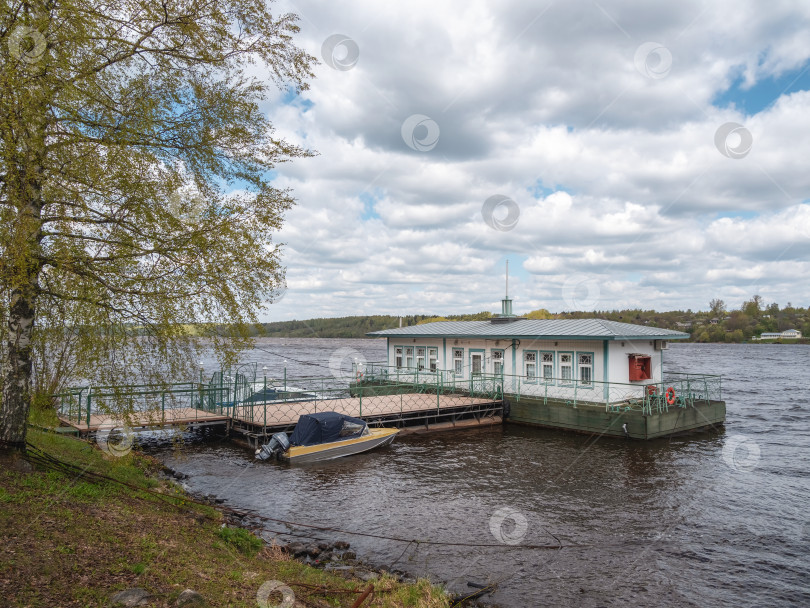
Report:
665,387,676,405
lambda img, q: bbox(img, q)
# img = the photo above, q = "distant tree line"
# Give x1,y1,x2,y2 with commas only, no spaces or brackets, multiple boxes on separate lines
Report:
241,297,809,342
541,296,809,343
247,312,496,338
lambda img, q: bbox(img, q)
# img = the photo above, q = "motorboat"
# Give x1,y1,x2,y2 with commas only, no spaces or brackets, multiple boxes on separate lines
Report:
255,411,399,463
242,384,319,404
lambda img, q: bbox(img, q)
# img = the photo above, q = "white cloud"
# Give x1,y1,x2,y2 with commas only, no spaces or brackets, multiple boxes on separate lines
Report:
252,0,810,320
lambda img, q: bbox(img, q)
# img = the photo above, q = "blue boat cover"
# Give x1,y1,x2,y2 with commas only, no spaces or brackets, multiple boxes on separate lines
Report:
289,412,368,446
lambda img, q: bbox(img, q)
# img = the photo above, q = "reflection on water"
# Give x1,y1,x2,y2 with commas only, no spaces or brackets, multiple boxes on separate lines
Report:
151,340,810,607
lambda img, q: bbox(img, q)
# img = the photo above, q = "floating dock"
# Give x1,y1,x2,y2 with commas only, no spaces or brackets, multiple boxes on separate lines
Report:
352,365,725,440
54,376,503,448
507,395,725,439
54,362,724,444
363,304,726,439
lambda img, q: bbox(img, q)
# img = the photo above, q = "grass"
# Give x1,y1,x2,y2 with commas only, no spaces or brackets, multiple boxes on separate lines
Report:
0,426,451,608
218,526,264,557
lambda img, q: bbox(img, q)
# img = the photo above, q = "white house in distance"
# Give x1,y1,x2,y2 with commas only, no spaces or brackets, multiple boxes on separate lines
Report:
753,329,803,340
368,295,690,404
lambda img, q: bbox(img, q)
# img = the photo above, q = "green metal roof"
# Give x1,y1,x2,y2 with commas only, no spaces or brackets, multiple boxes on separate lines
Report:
367,319,690,341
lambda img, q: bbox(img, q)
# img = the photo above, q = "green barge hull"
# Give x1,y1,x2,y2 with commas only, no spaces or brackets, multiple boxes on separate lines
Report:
350,380,725,440
507,396,725,440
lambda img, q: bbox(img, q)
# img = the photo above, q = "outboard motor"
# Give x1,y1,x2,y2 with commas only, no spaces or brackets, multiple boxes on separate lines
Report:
255,432,291,461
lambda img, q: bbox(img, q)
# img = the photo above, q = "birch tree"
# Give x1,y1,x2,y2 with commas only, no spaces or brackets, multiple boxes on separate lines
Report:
0,0,315,449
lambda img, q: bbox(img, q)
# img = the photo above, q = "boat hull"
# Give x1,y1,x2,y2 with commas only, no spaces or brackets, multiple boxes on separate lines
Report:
283,427,399,463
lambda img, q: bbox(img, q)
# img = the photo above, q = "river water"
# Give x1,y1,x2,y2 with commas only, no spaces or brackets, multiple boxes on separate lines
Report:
153,339,810,607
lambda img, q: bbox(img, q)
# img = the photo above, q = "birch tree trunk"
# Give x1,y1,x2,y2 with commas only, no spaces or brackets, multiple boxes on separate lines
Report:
0,2,315,449
1,90,45,451
1,276,38,449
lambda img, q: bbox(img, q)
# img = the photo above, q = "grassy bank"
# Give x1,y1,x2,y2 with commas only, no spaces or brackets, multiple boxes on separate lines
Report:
0,424,449,607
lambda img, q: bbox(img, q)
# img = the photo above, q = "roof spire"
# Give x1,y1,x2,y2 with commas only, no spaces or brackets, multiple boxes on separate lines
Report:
498,259,515,319
505,259,509,299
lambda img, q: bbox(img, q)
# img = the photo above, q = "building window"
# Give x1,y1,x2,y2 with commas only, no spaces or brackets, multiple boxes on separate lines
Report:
560,353,573,383
405,347,414,369
540,352,554,383
416,347,426,371
453,348,463,375
428,348,438,372
395,347,403,369
578,353,593,385
471,351,484,375
524,351,537,381
492,350,504,376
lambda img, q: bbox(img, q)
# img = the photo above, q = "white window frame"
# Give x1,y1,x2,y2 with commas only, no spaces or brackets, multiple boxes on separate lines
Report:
577,352,593,386
428,347,438,372
524,350,537,382
559,352,574,385
540,351,554,384
395,346,403,369
416,347,426,371
470,350,485,376
492,349,504,376
404,346,414,369
453,348,464,375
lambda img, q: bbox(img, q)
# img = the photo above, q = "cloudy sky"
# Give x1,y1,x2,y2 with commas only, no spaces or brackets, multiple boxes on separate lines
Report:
256,0,810,321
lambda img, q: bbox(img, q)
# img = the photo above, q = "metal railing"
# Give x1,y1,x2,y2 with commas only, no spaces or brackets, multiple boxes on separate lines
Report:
353,363,722,415
55,382,208,426
54,363,722,430
54,366,504,430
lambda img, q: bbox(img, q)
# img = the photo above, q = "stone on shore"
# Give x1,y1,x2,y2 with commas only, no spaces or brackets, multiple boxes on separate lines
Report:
110,588,150,607
176,588,206,606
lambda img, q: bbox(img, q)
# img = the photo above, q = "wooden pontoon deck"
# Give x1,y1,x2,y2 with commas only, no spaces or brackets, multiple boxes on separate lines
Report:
58,393,501,434
58,407,231,433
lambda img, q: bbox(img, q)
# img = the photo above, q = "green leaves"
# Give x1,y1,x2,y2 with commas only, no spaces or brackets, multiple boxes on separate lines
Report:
1,1,316,436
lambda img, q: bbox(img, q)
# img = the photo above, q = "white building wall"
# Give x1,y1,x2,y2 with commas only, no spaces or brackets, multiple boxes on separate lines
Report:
384,336,660,404
388,338,661,402
511,338,605,403
606,340,661,402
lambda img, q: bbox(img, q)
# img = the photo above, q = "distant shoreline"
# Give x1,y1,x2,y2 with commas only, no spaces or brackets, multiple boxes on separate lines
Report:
236,313,809,344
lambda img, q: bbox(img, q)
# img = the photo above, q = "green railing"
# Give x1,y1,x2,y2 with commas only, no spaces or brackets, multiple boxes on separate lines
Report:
55,382,211,426
54,363,720,430
54,364,504,430
353,363,722,414
354,364,504,399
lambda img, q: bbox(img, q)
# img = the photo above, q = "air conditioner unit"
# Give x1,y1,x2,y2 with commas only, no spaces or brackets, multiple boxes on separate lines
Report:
655,340,668,350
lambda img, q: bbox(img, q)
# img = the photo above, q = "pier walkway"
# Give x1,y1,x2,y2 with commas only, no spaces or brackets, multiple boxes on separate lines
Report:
54,371,504,441
53,364,723,441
